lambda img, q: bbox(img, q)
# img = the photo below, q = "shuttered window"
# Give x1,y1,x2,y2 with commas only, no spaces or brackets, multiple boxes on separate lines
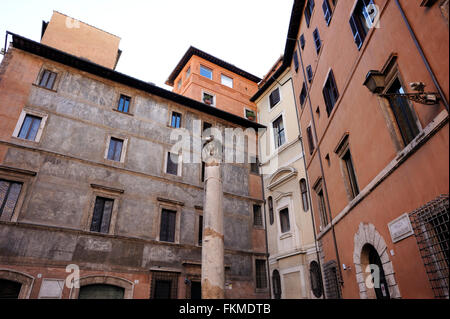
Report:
323,70,339,116
107,138,124,162
300,83,307,107
0,180,23,221
304,0,315,27
293,51,299,72
322,0,332,25
18,115,42,141
90,197,114,234
269,88,281,108
313,28,322,54
38,70,57,90
349,0,374,49
255,260,267,289
160,209,177,242
280,208,291,233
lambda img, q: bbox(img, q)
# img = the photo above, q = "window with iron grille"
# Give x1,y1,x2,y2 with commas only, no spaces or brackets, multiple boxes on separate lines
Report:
305,0,315,27
323,70,339,116
117,95,131,113
160,209,177,242
300,179,309,212
18,114,42,142
306,65,313,83
255,259,267,289
313,29,322,54
171,112,182,128
268,196,274,225
279,208,291,233
107,137,124,162
323,260,342,299
38,69,57,90
273,115,286,149
272,270,282,299
269,88,281,108
300,83,307,107
293,51,299,72
310,261,324,298
150,272,179,299
90,197,114,234
0,179,22,221
349,0,375,50
410,195,449,299
300,34,306,50
253,204,263,227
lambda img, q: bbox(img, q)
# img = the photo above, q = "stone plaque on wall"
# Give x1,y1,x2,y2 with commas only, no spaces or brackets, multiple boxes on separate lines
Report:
38,279,64,299
388,213,414,243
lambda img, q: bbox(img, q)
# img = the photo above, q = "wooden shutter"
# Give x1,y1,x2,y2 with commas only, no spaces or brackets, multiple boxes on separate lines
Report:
0,180,22,221
91,197,113,233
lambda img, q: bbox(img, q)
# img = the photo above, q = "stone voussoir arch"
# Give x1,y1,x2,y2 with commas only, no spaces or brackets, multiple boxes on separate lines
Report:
353,223,401,299
0,268,35,299
70,275,134,299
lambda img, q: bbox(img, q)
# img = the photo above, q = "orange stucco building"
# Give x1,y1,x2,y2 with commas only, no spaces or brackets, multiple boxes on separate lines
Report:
284,0,448,299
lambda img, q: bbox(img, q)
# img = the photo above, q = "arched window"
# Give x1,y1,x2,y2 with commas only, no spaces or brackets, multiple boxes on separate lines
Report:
78,284,125,299
268,197,274,225
300,179,309,212
310,261,323,298
272,270,282,299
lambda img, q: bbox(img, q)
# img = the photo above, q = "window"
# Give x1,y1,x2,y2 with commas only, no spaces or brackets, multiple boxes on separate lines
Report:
322,0,332,25
200,65,213,80
269,88,281,108
300,83,307,107
300,34,306,50
38,69,57,90
186,67,191,79
323,260,342,299
342,149,360,199
349,0,375,50
90,197,114,233
310,261,324,298
273,115,286,149
18,115,42,141
255,260,268,289
306,126,315,155
279,208,291,233
107,138,124,162
272,270,282,299
0,179,22,221
317,189,328,228
177,79,182,90
306,65,313,83
117,95,131,113
202,92,215,106
245,109,257,121
305,0,315,27
151,272,178,299
300,179,309,212
386,79,420,146
250,156,259,174
198,215,203,246
293,51,299,72
166,152,180,176
159,209,177,242
313,28,322,54
323,70,339,116
253,204,263,227
170,112,182,128
221,74,233,88
78,285,124,299
268,197,274,225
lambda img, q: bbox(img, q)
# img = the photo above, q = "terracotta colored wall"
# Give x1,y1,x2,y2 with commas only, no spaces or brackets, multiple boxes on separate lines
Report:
41,11,121,69
292,0,449,298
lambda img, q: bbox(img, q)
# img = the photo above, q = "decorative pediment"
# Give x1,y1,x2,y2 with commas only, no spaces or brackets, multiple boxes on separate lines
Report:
267,166,298,191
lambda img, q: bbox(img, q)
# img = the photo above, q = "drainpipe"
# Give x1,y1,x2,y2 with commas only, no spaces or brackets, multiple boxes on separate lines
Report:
395,0,449,113
259,173,272,299
290,37,345,291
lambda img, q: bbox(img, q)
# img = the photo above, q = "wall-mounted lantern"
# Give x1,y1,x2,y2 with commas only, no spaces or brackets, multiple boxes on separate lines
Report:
363,70,386,94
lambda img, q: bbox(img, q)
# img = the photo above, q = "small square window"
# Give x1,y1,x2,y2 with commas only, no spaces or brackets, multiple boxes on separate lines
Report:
221,74,233,88
245,109,256,121
200,65,213,80
39,70,57,90
107,137,124,162
117,95,131,113
202,92,215,106
171,112,182,128
18,114,42,141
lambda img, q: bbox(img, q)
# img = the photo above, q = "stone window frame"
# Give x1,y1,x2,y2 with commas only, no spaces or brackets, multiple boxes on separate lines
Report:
194,206,203,247
34,64,63,92
70,275,134,299
103,134,129,165
0,269,35,299
82,184,124,236
167,107,185,129
334,133,361,202
271,111,288,151
163,150,183,178
155,200,183,244
12,108,49,144
376,55,423,152
220,73,234,88
253,256,269,293
0,165,36,222
313,177,329,231
268,87,282,112
113,91,135,116
201,90,216,107
252,203,264,229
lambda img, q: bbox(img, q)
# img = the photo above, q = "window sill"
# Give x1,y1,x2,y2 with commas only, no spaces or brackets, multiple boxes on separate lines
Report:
112,109,134,116
279,232,293,240
10,136,40,145
32,83,57,93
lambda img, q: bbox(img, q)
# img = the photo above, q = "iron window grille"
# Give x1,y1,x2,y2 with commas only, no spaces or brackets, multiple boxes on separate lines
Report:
150,271,179,299
409,195,449,299
107,137,124,162
323,260,342,299
255,260,268,289
253,204,263,227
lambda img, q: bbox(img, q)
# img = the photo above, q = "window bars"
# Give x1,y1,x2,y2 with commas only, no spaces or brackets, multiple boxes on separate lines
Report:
409,194,449,299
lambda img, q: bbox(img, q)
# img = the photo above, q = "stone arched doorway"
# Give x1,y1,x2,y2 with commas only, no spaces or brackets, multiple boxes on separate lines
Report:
0,269,34,299
360,244,390,299
70,275,134,299
353,223,401,299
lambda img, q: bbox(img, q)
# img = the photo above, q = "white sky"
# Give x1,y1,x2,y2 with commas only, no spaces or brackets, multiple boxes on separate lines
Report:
0,0,294,90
